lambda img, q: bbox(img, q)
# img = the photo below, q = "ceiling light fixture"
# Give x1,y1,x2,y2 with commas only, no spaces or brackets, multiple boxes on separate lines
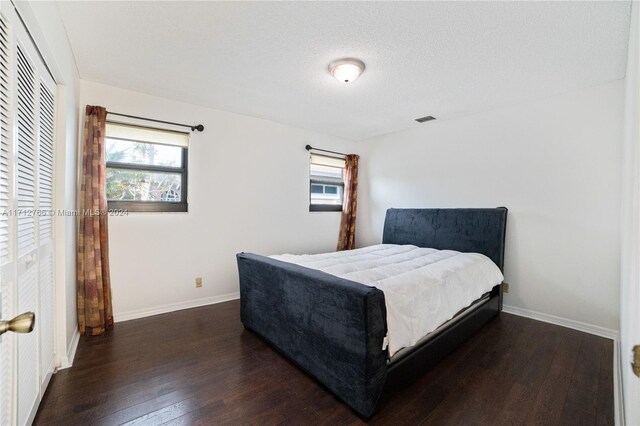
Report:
328,58,365,83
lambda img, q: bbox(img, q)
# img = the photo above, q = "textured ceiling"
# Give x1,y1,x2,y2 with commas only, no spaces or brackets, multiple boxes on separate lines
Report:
57,1,631,141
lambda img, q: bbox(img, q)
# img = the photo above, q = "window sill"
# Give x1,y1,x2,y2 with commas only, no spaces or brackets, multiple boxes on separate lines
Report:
309,204,342,212
107,201,188,213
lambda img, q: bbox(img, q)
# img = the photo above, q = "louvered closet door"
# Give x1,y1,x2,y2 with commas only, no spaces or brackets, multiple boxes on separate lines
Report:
15,41,41,426
37,79,55,386
0,2,57,425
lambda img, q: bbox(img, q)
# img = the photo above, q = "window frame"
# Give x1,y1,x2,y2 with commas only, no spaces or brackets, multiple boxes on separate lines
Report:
309,154,345,212
105,127,189,213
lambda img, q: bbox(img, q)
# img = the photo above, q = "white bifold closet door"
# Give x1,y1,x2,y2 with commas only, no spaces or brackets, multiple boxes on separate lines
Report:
0,3,57,425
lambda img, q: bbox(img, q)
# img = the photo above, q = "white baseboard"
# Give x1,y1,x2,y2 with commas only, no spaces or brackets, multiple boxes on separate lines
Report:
614,339,625,426
58,327,80,370
115,292,240,323
502,304,619,340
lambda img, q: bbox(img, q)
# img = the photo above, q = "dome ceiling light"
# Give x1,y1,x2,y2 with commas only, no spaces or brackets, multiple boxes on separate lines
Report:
328,58,365,83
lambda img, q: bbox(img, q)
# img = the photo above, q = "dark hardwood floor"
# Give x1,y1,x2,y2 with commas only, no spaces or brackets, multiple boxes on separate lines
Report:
34,300,613,425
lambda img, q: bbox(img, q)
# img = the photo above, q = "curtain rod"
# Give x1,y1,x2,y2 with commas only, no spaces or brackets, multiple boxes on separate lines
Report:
107,111,205,132
305,144,346,157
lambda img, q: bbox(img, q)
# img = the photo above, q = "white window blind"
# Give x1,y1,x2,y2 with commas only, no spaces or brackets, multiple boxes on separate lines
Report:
105,122,189,147
310,153,345,168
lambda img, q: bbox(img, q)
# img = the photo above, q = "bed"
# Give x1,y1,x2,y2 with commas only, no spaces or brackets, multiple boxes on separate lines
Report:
236,207,507,418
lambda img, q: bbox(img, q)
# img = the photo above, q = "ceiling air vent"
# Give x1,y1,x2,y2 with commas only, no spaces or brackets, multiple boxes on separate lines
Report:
415,115,436,123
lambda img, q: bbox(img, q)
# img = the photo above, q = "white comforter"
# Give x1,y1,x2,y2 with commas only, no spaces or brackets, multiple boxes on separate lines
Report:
271,244,504,357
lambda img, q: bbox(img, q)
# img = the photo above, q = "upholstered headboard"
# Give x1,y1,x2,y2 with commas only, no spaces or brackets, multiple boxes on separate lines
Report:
382,207,508,271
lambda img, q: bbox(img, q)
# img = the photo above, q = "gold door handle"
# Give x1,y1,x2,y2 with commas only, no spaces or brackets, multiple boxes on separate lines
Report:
0,312,35,336
633,345,640,378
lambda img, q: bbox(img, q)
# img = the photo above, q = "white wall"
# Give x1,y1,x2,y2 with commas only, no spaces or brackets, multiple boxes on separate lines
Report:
79,81,355,320
15,1,80,367
357,80,624,332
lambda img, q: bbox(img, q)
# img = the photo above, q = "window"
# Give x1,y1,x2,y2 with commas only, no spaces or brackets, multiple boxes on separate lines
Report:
105,122,189,212
309,154,345,212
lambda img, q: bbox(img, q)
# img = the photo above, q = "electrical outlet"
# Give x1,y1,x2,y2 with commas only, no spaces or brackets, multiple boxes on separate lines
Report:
195,277,203,288
502,282,510,293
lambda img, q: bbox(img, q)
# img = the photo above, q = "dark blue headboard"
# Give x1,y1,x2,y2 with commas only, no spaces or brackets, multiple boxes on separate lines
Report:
382,207,508,271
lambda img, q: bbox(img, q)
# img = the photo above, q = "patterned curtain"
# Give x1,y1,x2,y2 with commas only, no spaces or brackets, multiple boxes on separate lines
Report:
77,105,113,335
337,154,359,251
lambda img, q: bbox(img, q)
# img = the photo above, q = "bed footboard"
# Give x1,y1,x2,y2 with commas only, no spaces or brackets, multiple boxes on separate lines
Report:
236,252,388,418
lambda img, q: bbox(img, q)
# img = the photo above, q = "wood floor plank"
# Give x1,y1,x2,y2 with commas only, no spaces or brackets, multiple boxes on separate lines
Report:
525,332,583,425
498,382,536,426
595,338,614,426
560,402,596,426
565,334,603,415
33,302,613,425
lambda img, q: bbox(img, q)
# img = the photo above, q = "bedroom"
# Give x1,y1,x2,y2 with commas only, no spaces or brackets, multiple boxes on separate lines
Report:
0,1,637,425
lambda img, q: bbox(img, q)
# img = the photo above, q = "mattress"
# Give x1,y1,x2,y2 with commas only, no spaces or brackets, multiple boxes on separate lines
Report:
271,244,504,357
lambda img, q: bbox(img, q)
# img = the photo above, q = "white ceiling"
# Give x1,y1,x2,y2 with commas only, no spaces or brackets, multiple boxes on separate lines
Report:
57,1,631,141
